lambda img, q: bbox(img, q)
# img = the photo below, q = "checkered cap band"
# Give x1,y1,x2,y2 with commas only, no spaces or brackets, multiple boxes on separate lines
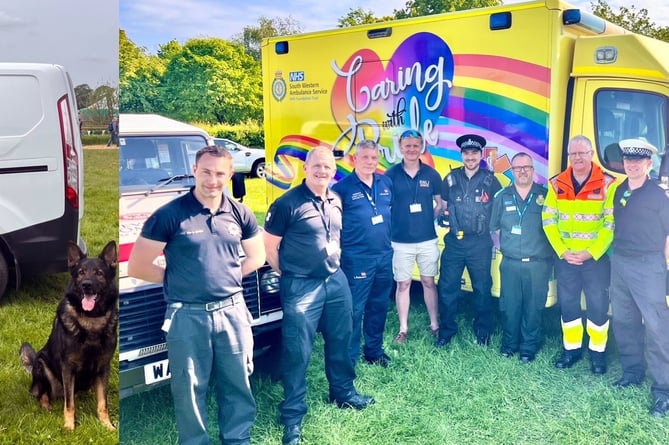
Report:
621,145,652,157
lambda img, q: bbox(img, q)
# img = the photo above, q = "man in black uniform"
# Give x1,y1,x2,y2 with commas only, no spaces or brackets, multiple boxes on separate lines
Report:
609,139,669,418
264,147,375,445
490,153,554,362
436,134,502,347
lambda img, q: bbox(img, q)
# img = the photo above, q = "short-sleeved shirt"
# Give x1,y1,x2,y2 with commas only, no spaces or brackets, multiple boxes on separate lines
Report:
612,178,669,257
490,182,553,260
332,171,392,257
385,161,441,243
264,182,343,278
140,188,259,303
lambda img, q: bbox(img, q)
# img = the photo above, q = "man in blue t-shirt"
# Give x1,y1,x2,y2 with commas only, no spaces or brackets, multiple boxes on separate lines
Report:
128,146,266,445
385,130,443,344
333,140,394,367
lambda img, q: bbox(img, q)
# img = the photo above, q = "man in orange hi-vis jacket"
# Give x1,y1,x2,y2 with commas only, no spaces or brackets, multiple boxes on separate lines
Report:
542,135,617,375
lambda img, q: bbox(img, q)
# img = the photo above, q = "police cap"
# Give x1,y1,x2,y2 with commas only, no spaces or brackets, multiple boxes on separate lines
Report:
618,138,657,159
456,134,486,151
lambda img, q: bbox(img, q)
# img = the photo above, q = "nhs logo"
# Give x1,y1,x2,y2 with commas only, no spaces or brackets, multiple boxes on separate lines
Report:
289,71,305,82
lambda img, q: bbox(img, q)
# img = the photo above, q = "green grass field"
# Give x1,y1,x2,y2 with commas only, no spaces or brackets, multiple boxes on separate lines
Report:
0,148,119,444
119,177,669,444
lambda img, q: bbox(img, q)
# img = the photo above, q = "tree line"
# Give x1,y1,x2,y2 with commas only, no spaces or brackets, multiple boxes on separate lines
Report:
119,0,669,126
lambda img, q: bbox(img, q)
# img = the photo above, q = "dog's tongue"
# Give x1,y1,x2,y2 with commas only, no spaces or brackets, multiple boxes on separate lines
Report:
82,294,97,311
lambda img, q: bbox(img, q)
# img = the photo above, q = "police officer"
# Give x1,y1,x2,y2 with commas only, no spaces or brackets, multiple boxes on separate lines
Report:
542,135,616,375
436,134,502,347
609,139,669,418
332,140,394,367
490,153,554,362
264,147,375,445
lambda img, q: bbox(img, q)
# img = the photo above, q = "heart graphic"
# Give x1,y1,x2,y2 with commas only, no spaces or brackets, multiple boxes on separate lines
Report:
331,32,455,143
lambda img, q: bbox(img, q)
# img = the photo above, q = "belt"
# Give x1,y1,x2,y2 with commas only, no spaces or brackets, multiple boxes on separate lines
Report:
506,256,552,263
168,293,244,311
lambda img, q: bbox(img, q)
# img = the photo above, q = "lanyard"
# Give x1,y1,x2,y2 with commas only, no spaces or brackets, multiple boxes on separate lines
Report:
359,178,379,216
403,169,421,204
311,198,332,242
512,192,533,225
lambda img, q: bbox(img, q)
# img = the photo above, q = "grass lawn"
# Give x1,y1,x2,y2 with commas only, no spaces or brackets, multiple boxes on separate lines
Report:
0,148,119,444
119,177,669,444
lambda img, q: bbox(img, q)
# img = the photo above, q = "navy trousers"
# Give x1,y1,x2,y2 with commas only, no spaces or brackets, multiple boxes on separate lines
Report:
341,251,393,363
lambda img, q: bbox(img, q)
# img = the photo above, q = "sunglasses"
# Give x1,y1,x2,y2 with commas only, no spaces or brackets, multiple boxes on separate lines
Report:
399,129,422,140
619,189,631,207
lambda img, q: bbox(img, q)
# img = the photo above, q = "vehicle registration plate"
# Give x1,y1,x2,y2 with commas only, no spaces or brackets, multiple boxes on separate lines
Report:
144,358,171,384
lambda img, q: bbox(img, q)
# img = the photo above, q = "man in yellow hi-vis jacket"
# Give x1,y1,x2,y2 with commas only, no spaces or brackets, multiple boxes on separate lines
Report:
542,135,617,375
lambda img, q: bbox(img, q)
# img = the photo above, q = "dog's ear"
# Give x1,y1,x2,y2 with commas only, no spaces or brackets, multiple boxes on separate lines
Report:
100,241,118,269
67,241,85,268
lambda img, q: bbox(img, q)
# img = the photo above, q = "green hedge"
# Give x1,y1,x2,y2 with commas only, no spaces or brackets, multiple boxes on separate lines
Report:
194,120,264,148
82,134,111,145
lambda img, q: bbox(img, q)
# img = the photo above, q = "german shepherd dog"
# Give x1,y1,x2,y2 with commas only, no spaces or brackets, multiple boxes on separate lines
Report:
20,241,118,431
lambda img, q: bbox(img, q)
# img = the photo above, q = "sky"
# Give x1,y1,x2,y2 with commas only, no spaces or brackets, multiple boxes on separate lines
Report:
0,0,118,88
120,0,669,53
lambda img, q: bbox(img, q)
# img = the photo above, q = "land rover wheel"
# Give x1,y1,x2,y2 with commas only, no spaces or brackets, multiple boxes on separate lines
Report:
252,160,265,178
0,254,8,299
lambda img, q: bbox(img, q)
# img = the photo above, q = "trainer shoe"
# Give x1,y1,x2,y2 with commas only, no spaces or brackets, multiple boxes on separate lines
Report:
393,331,407,344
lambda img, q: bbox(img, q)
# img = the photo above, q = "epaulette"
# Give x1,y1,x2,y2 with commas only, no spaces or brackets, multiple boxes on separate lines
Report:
493,187,506,198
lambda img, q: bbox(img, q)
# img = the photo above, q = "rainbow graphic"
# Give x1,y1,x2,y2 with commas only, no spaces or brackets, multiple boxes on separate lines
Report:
268,32,552,188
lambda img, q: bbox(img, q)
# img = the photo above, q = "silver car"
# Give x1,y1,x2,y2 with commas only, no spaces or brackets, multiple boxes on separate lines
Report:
214,137,265,178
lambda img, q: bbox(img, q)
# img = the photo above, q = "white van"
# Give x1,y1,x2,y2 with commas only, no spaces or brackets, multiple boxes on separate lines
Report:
118,113,282,398
0,63,85,298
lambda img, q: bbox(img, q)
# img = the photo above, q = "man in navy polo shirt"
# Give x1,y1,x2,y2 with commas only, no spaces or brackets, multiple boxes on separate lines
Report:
385,130,443,344
264,146,375,445
128,145,266,445
333,140,394,368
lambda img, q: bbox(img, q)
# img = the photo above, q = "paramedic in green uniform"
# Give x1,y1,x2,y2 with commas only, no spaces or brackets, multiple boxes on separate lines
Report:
490,153,554,362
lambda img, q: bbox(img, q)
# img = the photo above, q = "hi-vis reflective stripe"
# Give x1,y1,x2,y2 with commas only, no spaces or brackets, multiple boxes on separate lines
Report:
571,213,602,222
587,319,609,352
561,317,583,350
560,231,597,240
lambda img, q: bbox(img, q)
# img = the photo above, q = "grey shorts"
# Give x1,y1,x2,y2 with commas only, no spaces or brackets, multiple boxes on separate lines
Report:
391,239,440,282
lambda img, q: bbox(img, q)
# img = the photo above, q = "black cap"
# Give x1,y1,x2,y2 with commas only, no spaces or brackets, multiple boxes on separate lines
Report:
456,134,486,151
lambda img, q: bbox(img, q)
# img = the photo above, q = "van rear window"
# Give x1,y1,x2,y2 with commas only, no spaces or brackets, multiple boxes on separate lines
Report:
0,75,43,136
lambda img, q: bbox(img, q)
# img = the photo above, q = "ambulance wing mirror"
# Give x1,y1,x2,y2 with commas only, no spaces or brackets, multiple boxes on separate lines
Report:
659,146,669,188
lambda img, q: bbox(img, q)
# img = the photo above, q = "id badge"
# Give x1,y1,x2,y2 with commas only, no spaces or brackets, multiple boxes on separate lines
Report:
409,203,422,213
371,214,384,225
511,225,522,235
325,240,339,256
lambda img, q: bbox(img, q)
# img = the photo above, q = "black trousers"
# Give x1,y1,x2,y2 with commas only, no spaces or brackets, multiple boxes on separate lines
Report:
611,253,669,400
437,233,495,341
499,257,552,355
278,269,356,426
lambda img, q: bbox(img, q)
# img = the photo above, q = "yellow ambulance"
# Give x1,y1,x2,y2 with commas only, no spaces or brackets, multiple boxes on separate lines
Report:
261,0,669,303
